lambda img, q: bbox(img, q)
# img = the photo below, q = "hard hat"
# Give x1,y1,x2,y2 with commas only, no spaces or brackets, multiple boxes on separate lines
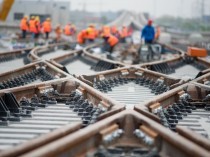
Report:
148,19,153,26
35,16,40,21
47,18,51,21
31,16,35,19
24,15,28,19
87,27,92,33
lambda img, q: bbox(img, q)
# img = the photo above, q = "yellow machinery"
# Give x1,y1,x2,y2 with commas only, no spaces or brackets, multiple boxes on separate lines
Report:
0,0,15,21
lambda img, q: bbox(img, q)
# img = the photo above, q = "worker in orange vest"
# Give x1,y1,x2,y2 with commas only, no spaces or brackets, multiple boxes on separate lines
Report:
20,15,29,39
111,25,117,35
35,16,41,39
42,18,52,39
77,30,87,45
55,24,62,42
120,26,128,43
101,26,111,40
111,25,121,39
64,23,71,36
29,16,37,39
155,26,161,41
86,24,96,43
104,34,119,53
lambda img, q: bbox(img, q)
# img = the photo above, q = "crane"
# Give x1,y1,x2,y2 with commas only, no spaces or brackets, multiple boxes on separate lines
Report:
0,0,15,21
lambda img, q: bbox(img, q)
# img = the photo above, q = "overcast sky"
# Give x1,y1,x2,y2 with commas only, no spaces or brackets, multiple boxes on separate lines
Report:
69,0,210,18
1,0,209,18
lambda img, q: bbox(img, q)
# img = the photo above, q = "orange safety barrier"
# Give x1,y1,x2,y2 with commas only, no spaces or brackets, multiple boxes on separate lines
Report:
187,47,207,57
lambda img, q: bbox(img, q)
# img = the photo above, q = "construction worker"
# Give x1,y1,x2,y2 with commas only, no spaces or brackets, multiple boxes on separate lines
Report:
70,24,76,35
101,26,111,40
155,26,161,41
35,16,41,39
64,23,71,36
104,34,119,53
111,26,121,39
140,19,155,61
55,24,62,42
141,19,155,44
111,25,117,35
77,29,87,45
29,16,36,39
120,26,128,43
42,18,52,39
20,15,29,39
111,25,120,38
86,24,96,43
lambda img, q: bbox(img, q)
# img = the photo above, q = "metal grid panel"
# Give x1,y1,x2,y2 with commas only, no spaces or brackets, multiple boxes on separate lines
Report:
0,103,81,150
106,82,155,109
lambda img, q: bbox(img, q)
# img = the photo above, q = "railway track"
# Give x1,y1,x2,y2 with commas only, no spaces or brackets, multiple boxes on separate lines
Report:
88,42,183,65
79,67,184,108
193,65,210,85
0,48,32,73
0,61,69,90
0,78,124,156
20,110,210,157
49,44,123,76
0,39,210,156
135,83,210,150
28,42,75,62
141,55,210,80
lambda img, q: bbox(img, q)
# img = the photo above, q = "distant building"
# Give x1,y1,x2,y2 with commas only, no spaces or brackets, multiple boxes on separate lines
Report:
6,0,70,26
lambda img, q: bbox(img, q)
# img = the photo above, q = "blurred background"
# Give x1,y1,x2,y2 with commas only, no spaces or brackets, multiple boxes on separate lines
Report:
0,0,210,49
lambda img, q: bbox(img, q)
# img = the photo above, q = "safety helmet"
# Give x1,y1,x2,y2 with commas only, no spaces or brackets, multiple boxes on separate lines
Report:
35,16,40,21
24,15,28,19
148,19,153,26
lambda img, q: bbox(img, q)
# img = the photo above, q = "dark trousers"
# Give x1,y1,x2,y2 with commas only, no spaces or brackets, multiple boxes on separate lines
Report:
103,44,114,53
145,40,153,44
22,30,27,39
35,33,39,39
45,32,49,39
88,39,94,43
121,37,126,43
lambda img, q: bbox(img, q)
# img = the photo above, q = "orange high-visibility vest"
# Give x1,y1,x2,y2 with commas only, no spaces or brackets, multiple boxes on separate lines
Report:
102,26,110,37
120,27,128,38
108,35,119,47
36,21,41,33
20,18,28,31
77,30,87,44
64,24,71,35
86,27,95,40
29,19,37,33
111,26,117,34
42,21,51,33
